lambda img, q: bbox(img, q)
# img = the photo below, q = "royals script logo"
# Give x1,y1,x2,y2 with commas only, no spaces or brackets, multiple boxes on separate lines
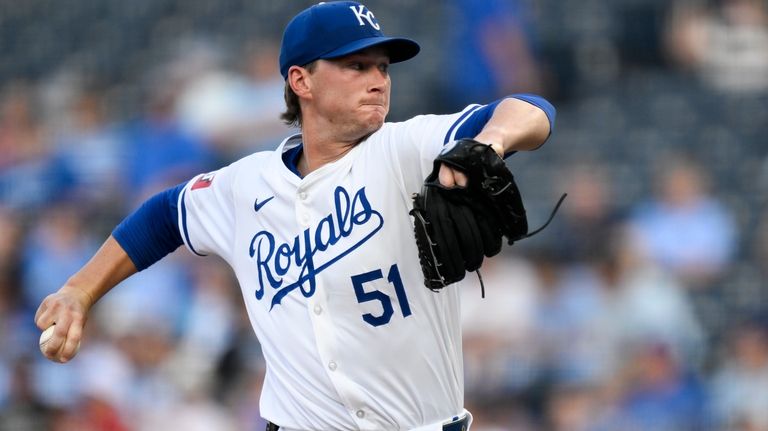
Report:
249,186,383,309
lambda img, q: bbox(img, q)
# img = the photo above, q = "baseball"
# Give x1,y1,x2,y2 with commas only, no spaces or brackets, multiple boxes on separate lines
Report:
39,325,56,352
39,325,80,355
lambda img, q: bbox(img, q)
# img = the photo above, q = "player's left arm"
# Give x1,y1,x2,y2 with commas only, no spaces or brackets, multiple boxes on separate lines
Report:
474,96,552,154
439,95,555,188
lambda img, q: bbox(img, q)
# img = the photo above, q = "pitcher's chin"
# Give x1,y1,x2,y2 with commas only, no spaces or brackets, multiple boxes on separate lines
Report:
360,113,386,134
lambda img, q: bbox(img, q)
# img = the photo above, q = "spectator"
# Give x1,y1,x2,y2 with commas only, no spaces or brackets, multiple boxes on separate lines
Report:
94,251,191,346
0,82,70,210
598,225,707,369
544,383,607,431
50,85,127,212
74,341,135,428
627,156,737,287
0,358,52,430
752,206,768,282
531,249,615,387
0,206,23,293
0,82,47,169
20,203,98,311
608,338,711,431
121,66,214,201
464,397,535,431
176,40,294,159
174,258,241,394
710,318,768,431
666,0,768,94
115,319,182,429
460,253,540,397
545,163,621,264
438,0,544,110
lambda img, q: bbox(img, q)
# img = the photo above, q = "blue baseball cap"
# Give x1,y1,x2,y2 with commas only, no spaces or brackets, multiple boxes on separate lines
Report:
279,1,420,79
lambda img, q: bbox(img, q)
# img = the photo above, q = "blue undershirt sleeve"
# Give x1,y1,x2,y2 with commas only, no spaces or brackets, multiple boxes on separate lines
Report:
452,94,556,156
112,183,186,271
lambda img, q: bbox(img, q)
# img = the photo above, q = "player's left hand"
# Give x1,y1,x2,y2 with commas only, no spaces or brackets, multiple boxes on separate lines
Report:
410,139,528,291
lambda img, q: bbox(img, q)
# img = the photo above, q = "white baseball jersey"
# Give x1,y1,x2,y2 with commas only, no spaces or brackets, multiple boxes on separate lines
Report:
177,105,483,430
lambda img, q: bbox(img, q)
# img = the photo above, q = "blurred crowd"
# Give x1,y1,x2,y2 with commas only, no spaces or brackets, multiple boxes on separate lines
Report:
1,0,768,430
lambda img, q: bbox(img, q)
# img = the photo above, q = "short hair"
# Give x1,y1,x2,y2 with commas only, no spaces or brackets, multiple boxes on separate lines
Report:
280,61,316,128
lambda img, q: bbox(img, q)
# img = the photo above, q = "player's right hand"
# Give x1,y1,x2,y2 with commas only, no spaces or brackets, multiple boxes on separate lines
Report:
437,142,503,189
34,285,93,363
438,163,468,188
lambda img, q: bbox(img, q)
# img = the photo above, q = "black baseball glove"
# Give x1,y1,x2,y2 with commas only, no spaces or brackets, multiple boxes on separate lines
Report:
410,138,565,294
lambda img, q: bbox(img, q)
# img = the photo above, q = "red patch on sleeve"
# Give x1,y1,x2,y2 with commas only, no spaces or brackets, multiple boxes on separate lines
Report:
191,172,215,190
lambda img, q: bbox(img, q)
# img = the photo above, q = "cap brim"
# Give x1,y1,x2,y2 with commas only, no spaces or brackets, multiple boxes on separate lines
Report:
320,36,420,64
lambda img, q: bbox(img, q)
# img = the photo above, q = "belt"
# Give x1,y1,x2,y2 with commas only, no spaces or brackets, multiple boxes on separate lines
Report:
266,414,469,431
441,415,470,431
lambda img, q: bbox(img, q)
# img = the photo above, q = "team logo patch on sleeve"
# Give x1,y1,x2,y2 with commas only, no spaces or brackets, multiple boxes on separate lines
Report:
191,172,216,190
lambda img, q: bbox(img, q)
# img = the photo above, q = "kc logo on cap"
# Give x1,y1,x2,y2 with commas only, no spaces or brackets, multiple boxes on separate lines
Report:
349,4,380,30
279,1,420,79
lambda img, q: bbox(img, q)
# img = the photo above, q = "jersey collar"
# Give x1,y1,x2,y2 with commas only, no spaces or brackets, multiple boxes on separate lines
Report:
280,133,304,179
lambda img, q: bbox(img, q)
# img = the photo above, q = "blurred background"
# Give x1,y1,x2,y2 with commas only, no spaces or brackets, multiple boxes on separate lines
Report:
1,0,767,430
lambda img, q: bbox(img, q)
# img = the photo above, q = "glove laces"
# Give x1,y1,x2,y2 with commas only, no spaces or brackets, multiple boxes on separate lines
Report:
475,193,567,298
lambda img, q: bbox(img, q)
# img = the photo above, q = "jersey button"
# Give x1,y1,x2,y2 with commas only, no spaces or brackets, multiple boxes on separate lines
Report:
356,410,365,418
299,192,308,200
328,361,337,371
313,305,323,315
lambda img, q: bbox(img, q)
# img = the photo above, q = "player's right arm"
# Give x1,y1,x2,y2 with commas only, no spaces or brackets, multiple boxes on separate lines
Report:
34,183,188,363
34,235,138,363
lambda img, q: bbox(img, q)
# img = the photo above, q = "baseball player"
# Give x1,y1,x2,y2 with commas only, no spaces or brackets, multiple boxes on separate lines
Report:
35,2,555,430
